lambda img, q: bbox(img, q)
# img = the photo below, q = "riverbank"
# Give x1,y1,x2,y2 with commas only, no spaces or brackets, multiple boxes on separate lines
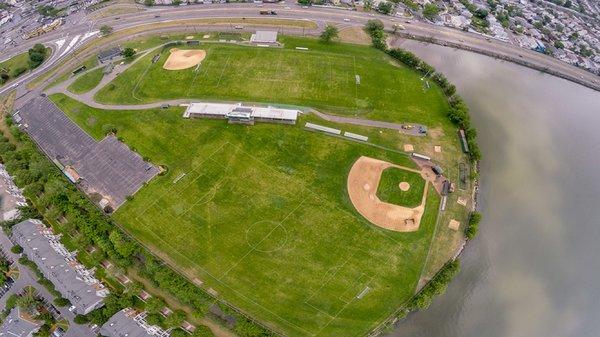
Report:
390,33,600,93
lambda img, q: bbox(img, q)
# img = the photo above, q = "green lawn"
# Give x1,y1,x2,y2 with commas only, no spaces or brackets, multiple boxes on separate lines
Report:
0,47,51,86
51,92,441,337
376,168,426,208
67,68,104,94
94,36,448,125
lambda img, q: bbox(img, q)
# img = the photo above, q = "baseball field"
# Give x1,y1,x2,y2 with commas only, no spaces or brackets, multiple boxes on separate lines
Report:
48,35,470,336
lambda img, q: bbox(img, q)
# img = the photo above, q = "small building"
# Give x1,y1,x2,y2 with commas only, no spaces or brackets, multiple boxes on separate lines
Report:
183,102,298,125
11,219,109,315
0,308,40,337
100,308,170,337
250,30,279,44
97,46,122,63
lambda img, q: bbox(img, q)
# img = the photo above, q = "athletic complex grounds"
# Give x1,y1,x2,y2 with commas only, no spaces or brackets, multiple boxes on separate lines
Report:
46,34,473,336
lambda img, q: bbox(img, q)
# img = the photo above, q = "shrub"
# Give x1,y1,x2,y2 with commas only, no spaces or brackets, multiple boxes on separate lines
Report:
319,25,339,44
408,260,460,311
53,297,70,307
11,245,23,254
465,211,482,239
10,67,27,78
74,314,89,324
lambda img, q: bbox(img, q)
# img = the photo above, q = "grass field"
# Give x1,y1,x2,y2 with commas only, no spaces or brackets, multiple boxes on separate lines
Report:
51,92,441,337
67,68,104,94
0,48,50,87
376,168,426,208
47,36,473,336
94,36,448,126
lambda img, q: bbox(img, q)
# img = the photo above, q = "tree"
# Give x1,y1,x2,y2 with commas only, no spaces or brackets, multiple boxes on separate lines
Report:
109,230,137,258
145,313,163,326
364,19,384,37
173,0,182,5
11,245,23,254
377,1,394,14
423,3,441,20
319,25,339,43
145,296,166,314
122,47,136,60
474,8,489,19
28,52,45,69
100,25,113,37
164,310,186,328
144,0,155,6
297,0,311,5
16,288,39,313
554,40,564,49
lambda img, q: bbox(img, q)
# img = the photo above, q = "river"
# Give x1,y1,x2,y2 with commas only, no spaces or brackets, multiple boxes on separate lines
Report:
387,41,600,337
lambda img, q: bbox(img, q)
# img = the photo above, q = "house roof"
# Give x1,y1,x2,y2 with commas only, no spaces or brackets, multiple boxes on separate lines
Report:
11,219,108,315
0,308,40,337
100,309,169,337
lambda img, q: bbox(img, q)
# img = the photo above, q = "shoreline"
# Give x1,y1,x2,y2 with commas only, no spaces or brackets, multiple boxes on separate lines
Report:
391,32,600,93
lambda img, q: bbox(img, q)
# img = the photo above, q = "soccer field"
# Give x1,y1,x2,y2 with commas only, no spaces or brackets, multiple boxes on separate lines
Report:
94,36,448,126
51,92,442,336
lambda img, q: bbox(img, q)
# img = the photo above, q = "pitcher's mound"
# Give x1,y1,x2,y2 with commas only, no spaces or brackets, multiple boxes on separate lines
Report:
399,182,410,191
163,49,206,70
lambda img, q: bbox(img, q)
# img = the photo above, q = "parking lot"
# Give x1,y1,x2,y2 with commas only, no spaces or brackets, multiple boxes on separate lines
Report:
16,97,159,209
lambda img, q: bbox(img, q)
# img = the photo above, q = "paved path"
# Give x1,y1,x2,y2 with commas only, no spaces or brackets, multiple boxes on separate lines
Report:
46,42,426,136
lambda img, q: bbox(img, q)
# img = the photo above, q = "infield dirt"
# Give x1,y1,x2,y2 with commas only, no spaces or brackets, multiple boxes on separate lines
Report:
347,156,429,232
163,49,206,70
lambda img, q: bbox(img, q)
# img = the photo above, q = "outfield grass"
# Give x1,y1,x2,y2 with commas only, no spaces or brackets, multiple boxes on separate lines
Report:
51,92,441,337
67,68,104,94
376,168,426,208
95,36,449,126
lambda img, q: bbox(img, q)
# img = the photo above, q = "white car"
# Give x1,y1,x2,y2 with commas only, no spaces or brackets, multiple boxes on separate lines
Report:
343,18,350,22
68,305,76,312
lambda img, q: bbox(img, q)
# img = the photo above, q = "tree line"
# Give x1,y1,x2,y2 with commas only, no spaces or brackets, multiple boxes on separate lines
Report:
363,19,481,162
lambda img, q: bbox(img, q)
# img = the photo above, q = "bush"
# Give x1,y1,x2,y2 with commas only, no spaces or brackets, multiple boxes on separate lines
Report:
465,211,482,239
11,245,23,254
53,297,70,307
319,25,339,43
74,314,89,324
10,67,27,78
408,260,460,310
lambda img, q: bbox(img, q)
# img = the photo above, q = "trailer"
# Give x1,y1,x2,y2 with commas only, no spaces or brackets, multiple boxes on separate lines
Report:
411,153,431,161
458,129,470,153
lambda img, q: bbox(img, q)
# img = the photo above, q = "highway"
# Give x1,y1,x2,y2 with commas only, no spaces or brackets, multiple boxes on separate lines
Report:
1,3,599,100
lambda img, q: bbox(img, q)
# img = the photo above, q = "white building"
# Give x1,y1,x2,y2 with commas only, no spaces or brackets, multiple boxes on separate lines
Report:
183,102,298,125
250,31,279,44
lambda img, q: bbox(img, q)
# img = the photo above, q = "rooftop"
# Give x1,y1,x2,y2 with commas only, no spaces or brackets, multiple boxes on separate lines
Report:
250,30,278,44
0,308,40,337
183,102,298,122
100,308,170,337
12,219,109,315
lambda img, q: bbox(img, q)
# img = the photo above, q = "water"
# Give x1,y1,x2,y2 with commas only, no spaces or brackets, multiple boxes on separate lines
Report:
387,41,600,337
